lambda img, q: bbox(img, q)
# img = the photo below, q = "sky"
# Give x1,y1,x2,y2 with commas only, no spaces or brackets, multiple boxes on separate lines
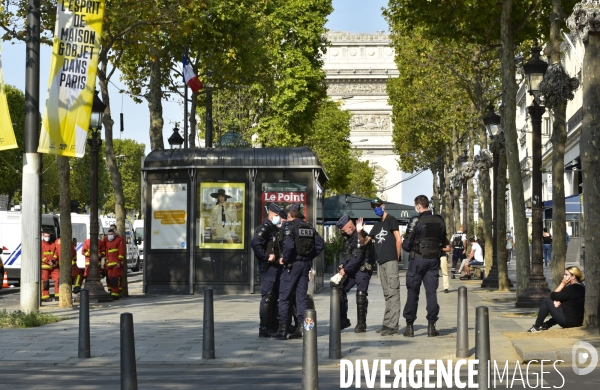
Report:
1,0,433,206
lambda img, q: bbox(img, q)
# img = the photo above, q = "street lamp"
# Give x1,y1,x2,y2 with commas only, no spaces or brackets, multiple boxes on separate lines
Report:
481,103,501,288
516,46,551,308
87,91,113,302
168,124,185,149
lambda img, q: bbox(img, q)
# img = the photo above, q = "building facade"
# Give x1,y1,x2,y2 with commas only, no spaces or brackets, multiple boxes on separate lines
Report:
322,31,403,203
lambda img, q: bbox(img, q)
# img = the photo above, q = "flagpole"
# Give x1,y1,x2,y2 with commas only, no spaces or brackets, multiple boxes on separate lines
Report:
183,49,189,149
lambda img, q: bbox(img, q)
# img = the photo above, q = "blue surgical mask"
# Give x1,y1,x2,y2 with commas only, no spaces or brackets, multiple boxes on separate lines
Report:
373,207,384,217
272,216,281,226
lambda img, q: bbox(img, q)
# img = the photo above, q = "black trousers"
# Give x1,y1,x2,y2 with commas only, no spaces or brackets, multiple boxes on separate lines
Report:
535,297,568,328
403,257,440,323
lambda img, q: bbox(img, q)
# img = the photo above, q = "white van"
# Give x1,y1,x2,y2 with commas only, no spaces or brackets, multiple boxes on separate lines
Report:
100,217,141,272
1,211,61,280
70,213,104,269
133,220,144,266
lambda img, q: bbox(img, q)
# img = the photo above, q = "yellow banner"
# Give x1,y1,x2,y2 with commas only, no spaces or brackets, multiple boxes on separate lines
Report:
39,0,106,157
0,41,18,151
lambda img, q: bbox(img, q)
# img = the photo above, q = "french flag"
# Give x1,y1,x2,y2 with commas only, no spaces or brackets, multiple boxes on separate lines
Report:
183,56,203,93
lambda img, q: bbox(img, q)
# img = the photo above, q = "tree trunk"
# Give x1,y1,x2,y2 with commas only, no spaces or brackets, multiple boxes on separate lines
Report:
444,155,452,232
432,167,439,215
189,91,198,148
148,46,165,151
498,144,510,291
549,0,568,290
57,156,73,308
581,32,600,328
452,126,461,232
501,0,530,297
468,140,475,238
98,63,129,298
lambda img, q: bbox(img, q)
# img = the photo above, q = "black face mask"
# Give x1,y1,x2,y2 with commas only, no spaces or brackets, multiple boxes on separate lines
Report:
341,232,350,238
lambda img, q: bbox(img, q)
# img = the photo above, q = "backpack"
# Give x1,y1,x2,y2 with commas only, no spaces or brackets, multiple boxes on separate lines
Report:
452,234,464,249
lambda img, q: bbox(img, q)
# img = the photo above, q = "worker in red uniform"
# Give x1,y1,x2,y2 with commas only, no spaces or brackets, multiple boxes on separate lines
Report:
56,236,82,294
103,228,124,299
41,230,59,302
81,237,106,282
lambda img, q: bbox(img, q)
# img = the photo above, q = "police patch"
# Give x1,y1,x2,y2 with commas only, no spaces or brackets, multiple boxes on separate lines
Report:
299,228,313,237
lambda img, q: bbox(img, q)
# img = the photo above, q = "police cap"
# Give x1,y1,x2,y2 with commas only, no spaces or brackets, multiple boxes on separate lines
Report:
370,197,383,207
335,215,350,230
287,203,304,218
278,210,288,220
268,203,282,214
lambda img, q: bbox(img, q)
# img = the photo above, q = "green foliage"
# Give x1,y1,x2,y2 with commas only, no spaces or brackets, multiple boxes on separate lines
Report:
324,230,345,265
103,139,146,214
0,1,57,44
0,309,62,328
0,85,24,205
70,141,111,211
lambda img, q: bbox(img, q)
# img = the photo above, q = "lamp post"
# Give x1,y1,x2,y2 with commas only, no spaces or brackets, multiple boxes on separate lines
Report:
481,104,501,288
516,47,551,307
87,91,112,302
168,124,185,149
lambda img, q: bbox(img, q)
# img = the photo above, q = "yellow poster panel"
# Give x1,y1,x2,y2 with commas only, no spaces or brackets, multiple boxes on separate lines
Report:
0,41,18,151
38,0,105,157
199,183,245,250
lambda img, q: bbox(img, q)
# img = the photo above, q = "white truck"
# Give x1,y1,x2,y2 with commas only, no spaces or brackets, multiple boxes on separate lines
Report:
100,217,141,272
133,219,144,266
1,211,61,280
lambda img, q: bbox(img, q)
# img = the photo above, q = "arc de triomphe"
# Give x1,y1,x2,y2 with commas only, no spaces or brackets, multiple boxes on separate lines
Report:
323,31,402,203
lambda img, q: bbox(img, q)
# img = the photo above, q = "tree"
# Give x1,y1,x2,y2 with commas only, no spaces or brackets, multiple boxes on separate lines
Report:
57,156,73,308
0,85,25,206
70,141,111,212
103,139,146,215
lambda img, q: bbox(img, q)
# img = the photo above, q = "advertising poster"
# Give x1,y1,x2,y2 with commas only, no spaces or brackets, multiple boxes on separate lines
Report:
0,41,18,151
261,183,307,222
199,183,245,249
38,0,106,157
151,184,188,249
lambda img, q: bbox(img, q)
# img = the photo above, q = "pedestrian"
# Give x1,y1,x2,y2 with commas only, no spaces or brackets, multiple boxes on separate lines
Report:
81,236,106,283
506,232,514,264
272,204,324,340
41,230,59,302
458,238,485,279
356,197,402,337
543,228,552,266
209,189,238,243
335,215,373,333
103,228,125,299
401,195,450,337
250,203,286,337
449,226,467,277
56,236,82,294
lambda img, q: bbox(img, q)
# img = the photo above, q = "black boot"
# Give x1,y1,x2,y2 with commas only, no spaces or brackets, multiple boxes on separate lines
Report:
272,323,288,340
428,322,440,337
354,291,368,333
288,324,303,339
402,322,414,337
341,318,352,330
259,327,271,338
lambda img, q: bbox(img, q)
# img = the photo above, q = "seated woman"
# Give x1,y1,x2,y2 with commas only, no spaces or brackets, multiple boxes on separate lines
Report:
527,266,585,332
458,238,484,280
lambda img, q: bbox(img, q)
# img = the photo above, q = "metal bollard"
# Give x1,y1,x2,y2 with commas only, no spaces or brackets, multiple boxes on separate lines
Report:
329,286,341,359
302,309,319,390
203,288,215,359
456,286,469,358
120,313,138,390
78,289,91,358
476,306,490,390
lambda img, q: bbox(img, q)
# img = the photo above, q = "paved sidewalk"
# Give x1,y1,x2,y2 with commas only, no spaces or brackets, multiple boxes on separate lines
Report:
2,263,591,368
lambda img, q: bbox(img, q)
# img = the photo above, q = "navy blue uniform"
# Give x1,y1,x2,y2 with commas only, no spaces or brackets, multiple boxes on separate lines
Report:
277,218,325,326
340,230,372,319
402,210,449,324
250,220,282,333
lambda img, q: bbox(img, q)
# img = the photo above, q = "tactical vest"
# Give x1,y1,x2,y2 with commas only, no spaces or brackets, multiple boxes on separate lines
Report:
414,214,445,259
290,220,315,257
452,233,464,249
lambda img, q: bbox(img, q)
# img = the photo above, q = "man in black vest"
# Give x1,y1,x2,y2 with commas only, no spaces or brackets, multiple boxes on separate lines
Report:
272,204,325,340
335,215,374,333
251,203,286,337
401,195,450,337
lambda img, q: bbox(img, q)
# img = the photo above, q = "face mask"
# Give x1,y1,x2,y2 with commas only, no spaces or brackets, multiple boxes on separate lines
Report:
272,216,280,226
108,234,115,241
43,236,50,242
373,207,384,217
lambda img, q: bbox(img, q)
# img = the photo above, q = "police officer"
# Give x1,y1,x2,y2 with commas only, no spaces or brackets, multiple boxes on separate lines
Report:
272,204,324,340
251,203,286,337
335,215,374,333
450,226,467,278
401,195,450,337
